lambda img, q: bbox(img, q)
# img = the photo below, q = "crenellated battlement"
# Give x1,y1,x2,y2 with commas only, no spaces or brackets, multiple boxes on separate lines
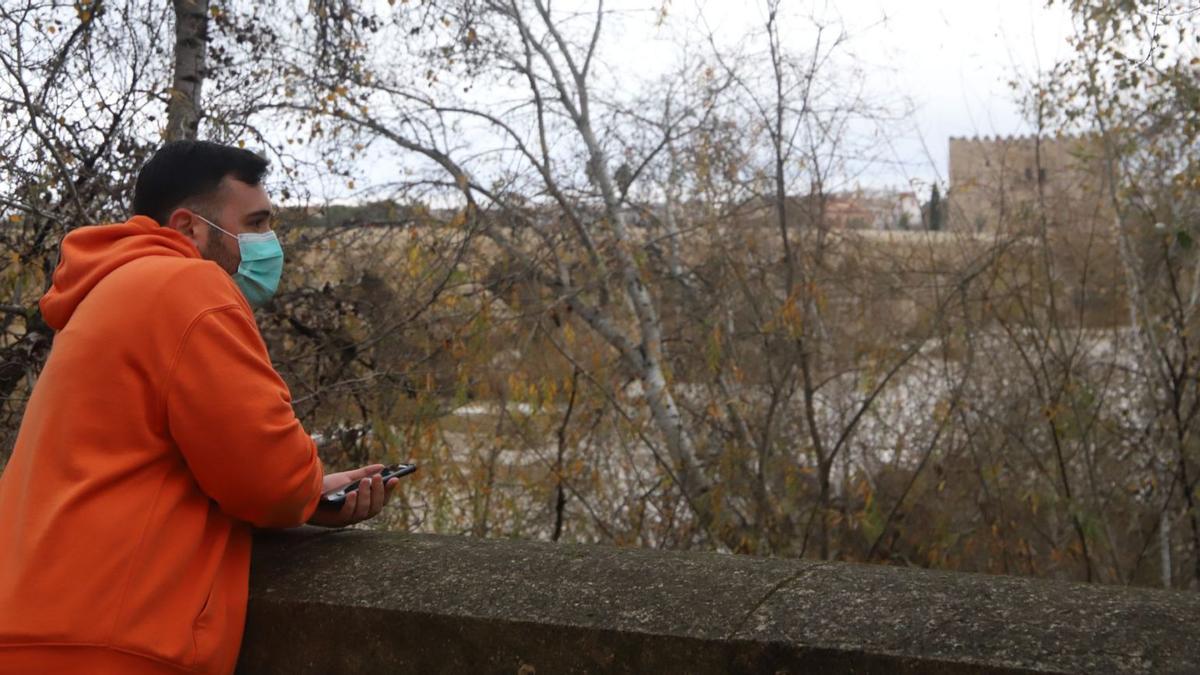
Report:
948,132,1092,144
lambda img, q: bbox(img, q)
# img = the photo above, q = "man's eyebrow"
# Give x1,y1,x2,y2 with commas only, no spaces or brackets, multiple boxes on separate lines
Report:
244,209,272,223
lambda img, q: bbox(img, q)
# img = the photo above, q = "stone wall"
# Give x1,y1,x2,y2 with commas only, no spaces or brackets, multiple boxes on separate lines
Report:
946,135,1109,233
237,527,1200,674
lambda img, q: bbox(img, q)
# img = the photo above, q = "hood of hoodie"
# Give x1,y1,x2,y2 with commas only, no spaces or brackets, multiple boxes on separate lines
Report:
39,216,201,330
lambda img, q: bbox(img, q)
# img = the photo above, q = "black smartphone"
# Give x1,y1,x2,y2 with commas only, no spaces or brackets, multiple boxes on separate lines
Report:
318,463,417,509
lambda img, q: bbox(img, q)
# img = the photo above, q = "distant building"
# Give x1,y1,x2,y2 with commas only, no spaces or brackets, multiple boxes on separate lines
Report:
824,190,922,230
946,135,1109,233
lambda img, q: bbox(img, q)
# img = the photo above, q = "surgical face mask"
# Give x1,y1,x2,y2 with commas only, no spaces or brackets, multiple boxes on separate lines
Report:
194,213,284,309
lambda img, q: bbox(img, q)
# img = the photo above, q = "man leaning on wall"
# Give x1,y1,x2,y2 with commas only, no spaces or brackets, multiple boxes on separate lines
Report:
0,140,398,674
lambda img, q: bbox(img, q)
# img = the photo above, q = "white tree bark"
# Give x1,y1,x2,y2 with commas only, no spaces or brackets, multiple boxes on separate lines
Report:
166,0,209,142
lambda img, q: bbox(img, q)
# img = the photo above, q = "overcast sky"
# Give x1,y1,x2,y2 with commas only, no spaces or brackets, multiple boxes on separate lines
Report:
606,0,1078,191
325,0,1079,202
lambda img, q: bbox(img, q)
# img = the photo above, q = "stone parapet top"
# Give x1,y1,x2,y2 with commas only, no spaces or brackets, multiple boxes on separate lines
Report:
237,527,1200,674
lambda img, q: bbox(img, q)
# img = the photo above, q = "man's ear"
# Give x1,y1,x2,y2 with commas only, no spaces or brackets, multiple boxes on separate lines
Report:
164,208,202,247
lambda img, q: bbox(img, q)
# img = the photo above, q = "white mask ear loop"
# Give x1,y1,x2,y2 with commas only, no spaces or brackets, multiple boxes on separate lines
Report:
194,213,236,239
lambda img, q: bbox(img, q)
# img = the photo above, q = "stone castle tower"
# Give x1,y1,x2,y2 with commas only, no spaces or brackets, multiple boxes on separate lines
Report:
946,135,1110,233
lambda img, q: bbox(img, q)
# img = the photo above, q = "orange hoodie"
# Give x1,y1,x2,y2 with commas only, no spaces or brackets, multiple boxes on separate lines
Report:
0,216,325,674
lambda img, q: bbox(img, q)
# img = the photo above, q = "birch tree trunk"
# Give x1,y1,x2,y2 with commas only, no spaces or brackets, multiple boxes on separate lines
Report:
166,0,209,142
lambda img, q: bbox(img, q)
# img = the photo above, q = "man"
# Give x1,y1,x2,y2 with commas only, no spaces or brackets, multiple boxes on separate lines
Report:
0,140,398,674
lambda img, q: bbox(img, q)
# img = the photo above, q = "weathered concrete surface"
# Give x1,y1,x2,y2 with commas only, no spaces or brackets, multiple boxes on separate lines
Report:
237,528,1200,674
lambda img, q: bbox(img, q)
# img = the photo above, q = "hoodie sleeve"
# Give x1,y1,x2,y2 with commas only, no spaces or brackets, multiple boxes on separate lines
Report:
164,304,324,528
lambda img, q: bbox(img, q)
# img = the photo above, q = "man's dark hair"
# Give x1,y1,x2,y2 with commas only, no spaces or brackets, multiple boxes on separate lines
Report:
133,140,269,226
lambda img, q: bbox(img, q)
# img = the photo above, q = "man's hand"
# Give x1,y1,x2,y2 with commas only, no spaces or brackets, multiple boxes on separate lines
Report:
306,463,401,528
